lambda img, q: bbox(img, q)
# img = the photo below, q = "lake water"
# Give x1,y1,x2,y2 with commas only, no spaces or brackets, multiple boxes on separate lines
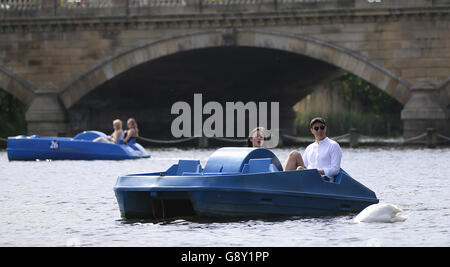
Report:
1,147,449,247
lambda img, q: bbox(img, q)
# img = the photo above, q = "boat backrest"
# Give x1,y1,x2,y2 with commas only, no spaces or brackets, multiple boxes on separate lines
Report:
118,138,136,146
333,169,344,184
242,158,280,174
164,160,203,176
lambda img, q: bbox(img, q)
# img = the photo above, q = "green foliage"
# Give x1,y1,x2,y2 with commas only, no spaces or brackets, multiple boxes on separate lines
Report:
296,73,403,137
0,89,27,138
339,72,402,115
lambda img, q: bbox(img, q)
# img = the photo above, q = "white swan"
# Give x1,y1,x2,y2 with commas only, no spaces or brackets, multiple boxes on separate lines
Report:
353,203,408,223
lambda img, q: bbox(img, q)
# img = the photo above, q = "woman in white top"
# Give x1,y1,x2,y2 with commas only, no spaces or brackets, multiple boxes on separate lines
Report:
94,119,124,144
283,117,342,178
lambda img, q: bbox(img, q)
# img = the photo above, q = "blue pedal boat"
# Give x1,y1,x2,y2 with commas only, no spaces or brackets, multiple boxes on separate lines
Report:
7,131,150,161
114,147,378,220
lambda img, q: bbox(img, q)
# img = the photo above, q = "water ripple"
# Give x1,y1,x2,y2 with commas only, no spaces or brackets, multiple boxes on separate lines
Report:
1,147,449,246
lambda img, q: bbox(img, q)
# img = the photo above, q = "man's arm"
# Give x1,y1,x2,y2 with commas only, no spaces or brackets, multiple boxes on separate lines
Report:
322,144,342,177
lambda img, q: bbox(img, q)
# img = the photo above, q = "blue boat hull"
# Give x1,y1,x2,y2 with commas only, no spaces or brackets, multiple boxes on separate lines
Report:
7,131,150,161
114,148,378,220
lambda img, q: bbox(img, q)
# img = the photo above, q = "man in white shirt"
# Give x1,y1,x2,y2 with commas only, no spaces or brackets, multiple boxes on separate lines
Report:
284,117,342,180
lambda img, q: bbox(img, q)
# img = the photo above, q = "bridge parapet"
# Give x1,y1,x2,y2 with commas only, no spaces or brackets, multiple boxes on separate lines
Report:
2,0,450,18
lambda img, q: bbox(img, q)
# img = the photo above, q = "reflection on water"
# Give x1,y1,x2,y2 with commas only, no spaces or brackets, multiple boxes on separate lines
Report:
0,147,449,246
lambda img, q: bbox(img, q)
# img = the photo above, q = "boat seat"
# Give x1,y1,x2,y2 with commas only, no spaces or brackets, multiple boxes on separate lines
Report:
176,160,203,176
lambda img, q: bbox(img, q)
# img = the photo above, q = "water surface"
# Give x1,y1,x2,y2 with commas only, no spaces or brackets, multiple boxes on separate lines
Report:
1,147,449,246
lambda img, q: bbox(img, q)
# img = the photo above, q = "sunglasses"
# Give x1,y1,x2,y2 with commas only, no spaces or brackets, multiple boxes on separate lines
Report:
313,125,325,131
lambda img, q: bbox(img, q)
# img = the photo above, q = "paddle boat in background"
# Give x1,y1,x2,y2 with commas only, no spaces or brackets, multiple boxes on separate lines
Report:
7,131,150,161
114,147,378,220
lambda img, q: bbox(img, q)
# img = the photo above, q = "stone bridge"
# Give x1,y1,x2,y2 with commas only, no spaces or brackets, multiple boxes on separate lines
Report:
1,0,449,139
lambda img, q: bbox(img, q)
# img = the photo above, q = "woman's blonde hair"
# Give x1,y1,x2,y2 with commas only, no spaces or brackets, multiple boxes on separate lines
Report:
247,127,267,147
127,118,138,130
248,127,267,138
113,119,122,130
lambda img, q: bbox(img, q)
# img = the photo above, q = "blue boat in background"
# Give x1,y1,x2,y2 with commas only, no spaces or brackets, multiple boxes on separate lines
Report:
7,131,150,161
114,147,378,220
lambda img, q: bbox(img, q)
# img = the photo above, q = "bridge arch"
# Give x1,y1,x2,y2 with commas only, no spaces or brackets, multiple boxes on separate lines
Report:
59,29,412,108
0,66,35,106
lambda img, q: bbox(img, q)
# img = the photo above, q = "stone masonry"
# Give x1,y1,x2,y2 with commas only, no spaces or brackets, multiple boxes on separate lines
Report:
0,0,449,138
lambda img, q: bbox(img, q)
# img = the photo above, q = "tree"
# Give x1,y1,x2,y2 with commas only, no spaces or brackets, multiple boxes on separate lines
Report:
0,89,27,138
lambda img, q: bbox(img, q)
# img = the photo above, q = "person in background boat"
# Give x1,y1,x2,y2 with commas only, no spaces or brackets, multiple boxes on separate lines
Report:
284,117,342,181
93,119,124,144
247,127,266,147
123,117,139,144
